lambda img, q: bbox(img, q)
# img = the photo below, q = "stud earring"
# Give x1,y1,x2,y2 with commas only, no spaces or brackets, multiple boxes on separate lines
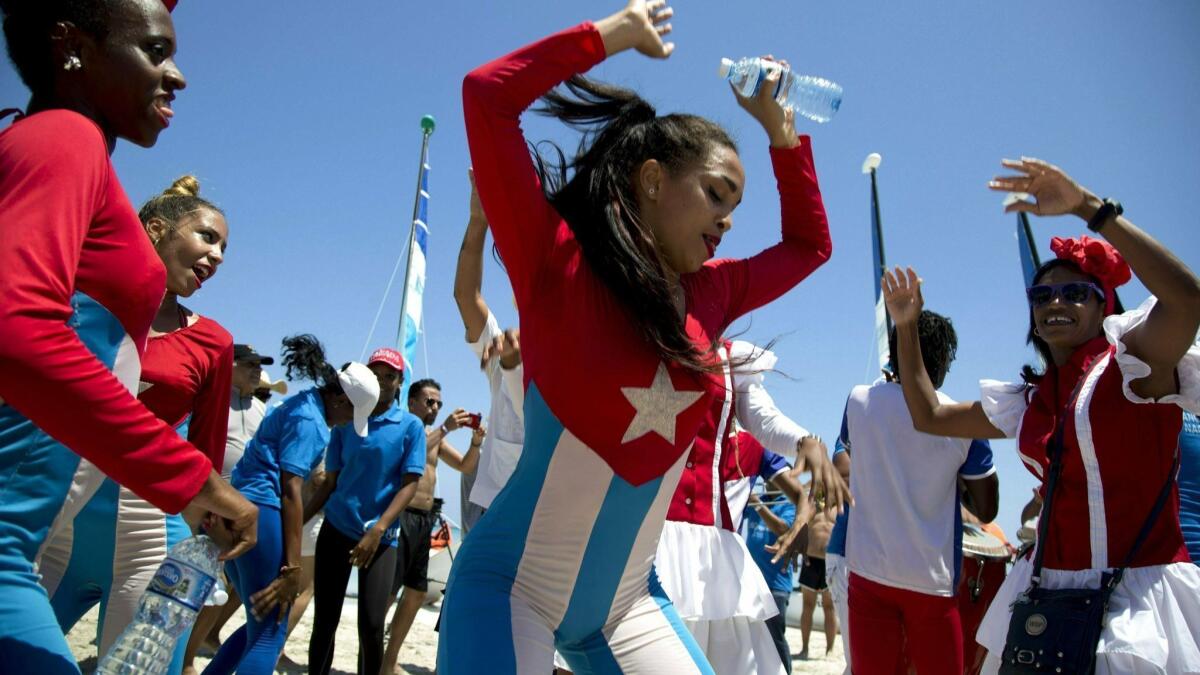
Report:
64,56,82,71
648,187,657,196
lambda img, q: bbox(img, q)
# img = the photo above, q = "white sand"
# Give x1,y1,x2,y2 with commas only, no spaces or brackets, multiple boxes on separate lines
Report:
66,599,845,674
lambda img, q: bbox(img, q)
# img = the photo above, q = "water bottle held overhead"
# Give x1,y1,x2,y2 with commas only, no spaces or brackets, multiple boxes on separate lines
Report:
97,535,220,675
718,57,842,124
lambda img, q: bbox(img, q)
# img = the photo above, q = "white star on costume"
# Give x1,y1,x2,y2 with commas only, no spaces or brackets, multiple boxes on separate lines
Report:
620,363,703,445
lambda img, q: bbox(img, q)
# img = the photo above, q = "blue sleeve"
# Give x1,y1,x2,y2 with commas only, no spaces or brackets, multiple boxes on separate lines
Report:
400,419,426,477
960,439,995,479
278,410,327,479
325,427,344,473
837,398,851,452
758,449,790,482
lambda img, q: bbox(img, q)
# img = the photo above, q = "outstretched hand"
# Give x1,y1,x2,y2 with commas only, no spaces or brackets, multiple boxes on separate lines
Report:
988,157,1091,217
480,328,521,370
733,56,798,148
882,266,924,326
597,0,675,59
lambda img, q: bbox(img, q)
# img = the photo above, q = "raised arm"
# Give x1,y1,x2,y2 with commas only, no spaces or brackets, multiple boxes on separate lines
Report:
991,157,1200,400
882,267,1007,439
463,2,674,302
453,169,491,343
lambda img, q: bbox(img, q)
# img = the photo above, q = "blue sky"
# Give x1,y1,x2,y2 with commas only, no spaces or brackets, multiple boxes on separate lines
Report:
4,1,1197,538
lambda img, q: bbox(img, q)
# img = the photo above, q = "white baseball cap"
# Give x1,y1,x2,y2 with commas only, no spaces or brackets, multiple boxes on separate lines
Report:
337,362,380,437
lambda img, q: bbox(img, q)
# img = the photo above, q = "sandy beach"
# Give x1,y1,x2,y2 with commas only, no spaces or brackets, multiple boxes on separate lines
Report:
67,598,846,674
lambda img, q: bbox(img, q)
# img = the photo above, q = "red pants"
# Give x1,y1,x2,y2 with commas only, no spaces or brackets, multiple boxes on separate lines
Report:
848,573,962,675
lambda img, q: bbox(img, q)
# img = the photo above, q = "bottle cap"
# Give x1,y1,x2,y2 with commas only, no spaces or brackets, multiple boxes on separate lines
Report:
718,58,734,78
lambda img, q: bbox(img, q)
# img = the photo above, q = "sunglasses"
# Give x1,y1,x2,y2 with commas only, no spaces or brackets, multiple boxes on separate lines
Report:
425,398,443,409
1026,282,1105,308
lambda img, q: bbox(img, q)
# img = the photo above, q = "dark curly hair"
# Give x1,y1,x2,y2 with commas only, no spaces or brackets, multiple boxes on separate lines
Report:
280,334,343,396
1020,259,1124,384
1,0,112,93
531,75,738,374
888,309,958,388
407,378,441,401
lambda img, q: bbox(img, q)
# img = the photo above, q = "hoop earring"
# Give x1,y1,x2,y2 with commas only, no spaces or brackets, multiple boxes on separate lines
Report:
63,56,82,72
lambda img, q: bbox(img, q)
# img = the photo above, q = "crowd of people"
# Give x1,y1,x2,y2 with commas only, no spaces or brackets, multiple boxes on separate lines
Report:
0,1,1197,674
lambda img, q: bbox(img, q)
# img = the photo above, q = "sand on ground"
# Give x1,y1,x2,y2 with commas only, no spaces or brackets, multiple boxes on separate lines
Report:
67,599,846,674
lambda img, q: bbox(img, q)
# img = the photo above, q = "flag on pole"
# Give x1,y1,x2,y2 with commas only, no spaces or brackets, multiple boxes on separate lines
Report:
863,153,890,374
1016,210,1042,288
400,162,430,371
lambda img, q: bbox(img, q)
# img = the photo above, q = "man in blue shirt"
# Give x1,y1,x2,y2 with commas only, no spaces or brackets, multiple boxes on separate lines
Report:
742,450,799,674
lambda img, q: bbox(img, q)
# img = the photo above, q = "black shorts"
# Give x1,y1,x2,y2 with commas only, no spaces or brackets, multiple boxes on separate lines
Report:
799,555,827,592
393,508,437,594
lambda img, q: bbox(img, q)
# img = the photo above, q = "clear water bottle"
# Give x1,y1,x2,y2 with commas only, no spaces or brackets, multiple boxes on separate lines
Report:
97,535,220,675
718,57,843,123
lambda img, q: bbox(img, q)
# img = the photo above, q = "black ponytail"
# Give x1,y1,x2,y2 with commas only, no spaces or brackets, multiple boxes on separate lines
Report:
531,76,737,374
280,334,342,395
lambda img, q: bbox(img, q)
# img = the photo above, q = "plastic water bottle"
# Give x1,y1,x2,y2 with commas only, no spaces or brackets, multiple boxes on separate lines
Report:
97,535,220,675
718,57,842,123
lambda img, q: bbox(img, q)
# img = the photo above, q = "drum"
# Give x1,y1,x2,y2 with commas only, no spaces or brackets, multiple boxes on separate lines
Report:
959,524,1011,675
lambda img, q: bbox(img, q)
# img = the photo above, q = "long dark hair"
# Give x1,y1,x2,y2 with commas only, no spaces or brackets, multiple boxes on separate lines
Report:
1020,259,1125,383
280,334,343,396
531,75,737,373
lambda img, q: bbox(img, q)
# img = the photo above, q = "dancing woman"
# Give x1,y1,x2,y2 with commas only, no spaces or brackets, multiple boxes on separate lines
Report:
203,336,379,675
0,2,255,670
38,176,234,674
441,1,837,671
883,157,1200,674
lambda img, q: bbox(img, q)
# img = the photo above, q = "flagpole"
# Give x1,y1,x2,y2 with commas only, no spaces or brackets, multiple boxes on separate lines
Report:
1019,211,1041,267
862,152,891,375
397,115,436,350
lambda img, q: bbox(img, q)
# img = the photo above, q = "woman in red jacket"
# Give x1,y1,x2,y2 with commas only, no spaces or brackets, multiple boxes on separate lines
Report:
0,2,255,671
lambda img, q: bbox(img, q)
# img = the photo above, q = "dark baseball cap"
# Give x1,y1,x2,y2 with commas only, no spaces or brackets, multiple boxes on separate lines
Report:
233,344,274,365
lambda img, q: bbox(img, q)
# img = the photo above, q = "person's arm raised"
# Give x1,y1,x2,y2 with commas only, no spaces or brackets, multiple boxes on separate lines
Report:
882,267,1006,440
991,157,1200,400
454,168,491,343
461,1,671,303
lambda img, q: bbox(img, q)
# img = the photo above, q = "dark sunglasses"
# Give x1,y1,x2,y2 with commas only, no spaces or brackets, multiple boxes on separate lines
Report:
1026,282,1105,308
425,398,443,409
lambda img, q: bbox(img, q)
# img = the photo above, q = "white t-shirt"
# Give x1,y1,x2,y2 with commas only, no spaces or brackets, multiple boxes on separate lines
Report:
224,391,266,480
841,382,994,597
466,311,526,509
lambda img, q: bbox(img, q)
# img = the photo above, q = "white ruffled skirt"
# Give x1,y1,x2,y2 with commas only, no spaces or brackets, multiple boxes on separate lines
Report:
654,521,784,675
977,556,1200,674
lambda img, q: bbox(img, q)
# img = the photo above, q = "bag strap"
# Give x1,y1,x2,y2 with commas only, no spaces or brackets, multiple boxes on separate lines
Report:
1027,372,1086,587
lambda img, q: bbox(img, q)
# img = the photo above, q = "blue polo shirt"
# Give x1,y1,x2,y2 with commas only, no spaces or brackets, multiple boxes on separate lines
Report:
1180,411,1200,564
232,388,329,508
827,438,849,557
324,402,426,546
744,495,797,594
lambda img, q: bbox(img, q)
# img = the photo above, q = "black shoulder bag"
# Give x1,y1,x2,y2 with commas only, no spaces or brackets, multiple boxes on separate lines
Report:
999,378,1180,674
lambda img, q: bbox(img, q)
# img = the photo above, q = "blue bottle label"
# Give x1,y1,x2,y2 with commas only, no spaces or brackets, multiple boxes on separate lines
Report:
148,559,216,611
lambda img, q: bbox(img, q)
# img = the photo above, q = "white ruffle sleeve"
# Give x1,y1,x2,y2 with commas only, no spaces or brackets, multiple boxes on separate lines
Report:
729,340,809,458
1103,296,1200,414
978,379,1029,439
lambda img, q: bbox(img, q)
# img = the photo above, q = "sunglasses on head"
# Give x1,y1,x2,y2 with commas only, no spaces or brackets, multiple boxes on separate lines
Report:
1026,281,1105,308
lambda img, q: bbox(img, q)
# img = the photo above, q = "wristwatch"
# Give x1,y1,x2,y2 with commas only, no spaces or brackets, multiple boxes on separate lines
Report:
1087,198,1123,233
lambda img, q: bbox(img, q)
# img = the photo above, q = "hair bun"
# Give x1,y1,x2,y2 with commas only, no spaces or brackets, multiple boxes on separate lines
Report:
163,175,201,198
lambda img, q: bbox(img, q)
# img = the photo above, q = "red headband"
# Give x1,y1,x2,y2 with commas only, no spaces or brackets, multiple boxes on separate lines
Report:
1049,235,1130,315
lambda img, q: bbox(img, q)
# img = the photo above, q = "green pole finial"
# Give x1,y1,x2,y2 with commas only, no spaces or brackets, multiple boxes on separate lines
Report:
420,115,436,134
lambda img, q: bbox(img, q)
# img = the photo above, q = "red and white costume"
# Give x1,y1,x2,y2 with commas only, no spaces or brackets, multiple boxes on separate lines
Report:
655,341,806,675
977,297,1200,674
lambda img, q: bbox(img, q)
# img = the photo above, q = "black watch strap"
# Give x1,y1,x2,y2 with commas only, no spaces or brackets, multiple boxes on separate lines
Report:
1087,198,1123,232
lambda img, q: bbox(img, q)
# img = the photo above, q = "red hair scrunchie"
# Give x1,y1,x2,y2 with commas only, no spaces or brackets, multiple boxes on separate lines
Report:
1049,235,1131,315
